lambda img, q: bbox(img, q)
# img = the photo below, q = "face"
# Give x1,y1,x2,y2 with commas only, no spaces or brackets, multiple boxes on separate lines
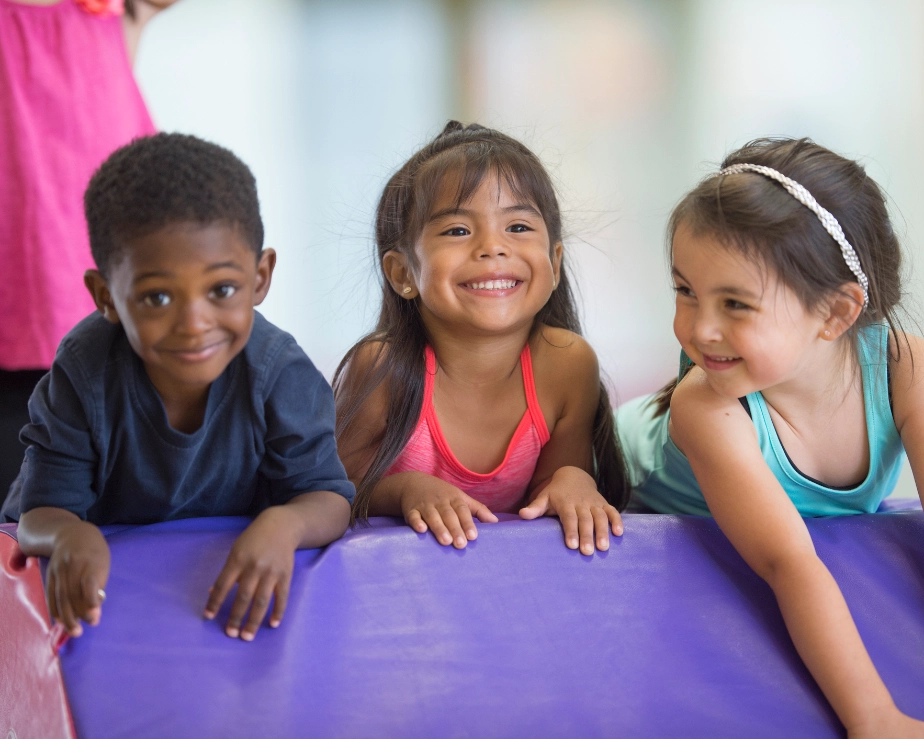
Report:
671,224,829,399
85,222,274,401
386,173,562,338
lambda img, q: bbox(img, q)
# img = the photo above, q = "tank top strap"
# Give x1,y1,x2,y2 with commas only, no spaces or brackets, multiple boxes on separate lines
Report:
519,344,551,445
422,344,438,416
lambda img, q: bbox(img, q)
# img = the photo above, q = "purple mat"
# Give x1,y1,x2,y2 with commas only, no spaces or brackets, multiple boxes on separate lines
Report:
42,507,924,738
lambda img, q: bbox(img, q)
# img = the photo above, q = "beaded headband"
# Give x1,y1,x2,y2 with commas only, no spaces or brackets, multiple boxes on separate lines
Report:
718,163,870,308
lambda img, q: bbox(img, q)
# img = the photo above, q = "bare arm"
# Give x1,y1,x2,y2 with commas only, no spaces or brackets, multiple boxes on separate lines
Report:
891,333,924,507
19,507,110,637
121,0,181,63
520,330,622,553
672,372,919,736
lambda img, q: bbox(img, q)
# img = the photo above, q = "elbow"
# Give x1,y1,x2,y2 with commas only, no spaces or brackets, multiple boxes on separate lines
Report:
750,545,821,590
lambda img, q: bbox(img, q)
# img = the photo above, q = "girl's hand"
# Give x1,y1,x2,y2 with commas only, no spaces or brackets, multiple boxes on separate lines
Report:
519,466,623,555
203,506,298,641
45,520,111,637
400,475,498,549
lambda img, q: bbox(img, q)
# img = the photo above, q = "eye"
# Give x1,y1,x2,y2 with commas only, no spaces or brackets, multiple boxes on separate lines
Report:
725,299,751,311
210,284,238,300
507,223,532,233
440,226,470,237
142,292,171,308
672,285,693,299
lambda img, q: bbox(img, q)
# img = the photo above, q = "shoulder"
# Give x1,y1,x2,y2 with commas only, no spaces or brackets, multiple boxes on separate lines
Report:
243,313,313,376
335,338,391,423
669,367,754,453
56,313,128,384
531,326,599,383
888,330,924,433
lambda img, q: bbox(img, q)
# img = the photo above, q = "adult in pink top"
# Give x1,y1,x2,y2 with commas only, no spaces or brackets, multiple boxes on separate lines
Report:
0,0,178,499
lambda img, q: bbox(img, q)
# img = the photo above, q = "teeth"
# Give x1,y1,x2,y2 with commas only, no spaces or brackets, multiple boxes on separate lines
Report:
468,279,517,290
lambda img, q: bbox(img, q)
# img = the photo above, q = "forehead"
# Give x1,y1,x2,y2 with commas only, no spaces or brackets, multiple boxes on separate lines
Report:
672,223,769,291
114,222,254,276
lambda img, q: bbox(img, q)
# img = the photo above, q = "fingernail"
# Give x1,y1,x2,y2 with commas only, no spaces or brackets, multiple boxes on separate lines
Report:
455,536,466,547
73,626,83,637
582,544,593,555
226,628,239,638
466,529,477,540
616,526,624,536
598,540,609,551
203,610,215,619
568,538,578,549
269,619,280,628
241,631,254,642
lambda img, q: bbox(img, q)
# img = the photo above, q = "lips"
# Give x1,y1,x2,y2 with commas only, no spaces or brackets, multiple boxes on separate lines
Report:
701,353,742,371
460,273,523,295
166,341,227,363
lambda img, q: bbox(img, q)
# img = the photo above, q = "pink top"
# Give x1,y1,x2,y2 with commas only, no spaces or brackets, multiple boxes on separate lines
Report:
386,345,551,513
0,0,156,369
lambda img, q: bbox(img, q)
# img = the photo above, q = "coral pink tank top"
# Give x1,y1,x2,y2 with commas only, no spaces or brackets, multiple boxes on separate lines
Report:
0,0,156,369
385,345,551,513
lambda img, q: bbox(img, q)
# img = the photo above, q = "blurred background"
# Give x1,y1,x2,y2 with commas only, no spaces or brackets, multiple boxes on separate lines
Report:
135,0,924,497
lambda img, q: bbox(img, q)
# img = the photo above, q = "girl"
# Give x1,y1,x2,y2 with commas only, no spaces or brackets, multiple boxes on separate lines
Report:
618,138,924,736
335,121,629,555
0,0,178,499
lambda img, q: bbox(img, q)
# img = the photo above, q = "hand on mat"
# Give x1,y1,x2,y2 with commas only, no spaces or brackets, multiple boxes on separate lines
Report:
45,521,111,637
204,506,296,641
401,475,498,549
519,466,622,555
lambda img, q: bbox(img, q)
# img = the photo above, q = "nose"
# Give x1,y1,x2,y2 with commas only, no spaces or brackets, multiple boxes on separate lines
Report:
475,231,508,259
174,297,213,336
689,306,723,346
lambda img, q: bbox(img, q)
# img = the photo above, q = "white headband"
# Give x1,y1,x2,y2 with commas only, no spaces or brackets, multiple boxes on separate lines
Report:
719,163,869,308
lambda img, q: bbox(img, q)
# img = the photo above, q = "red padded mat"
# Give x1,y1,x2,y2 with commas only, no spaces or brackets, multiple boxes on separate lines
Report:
0,528,75,739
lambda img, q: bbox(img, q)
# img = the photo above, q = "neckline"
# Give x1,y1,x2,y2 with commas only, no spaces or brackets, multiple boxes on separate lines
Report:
421,344,548,480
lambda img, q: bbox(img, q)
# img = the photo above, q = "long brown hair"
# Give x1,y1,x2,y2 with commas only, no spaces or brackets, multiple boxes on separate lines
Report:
335,121,630,520
653,137,908,416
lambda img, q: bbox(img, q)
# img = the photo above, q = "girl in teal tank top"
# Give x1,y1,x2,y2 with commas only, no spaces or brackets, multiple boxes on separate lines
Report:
617,139,924,734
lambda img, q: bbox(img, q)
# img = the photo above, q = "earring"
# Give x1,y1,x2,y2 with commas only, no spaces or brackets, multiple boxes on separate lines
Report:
823,329,831,337
402,287,412,295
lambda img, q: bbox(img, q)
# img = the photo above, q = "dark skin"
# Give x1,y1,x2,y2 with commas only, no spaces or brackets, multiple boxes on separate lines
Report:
17,222,351,641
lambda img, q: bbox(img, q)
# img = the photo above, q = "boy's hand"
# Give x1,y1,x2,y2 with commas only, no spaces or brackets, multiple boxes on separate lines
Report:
401,476,498,549
45,521,111,637
203,507,297,641
519,466,623,555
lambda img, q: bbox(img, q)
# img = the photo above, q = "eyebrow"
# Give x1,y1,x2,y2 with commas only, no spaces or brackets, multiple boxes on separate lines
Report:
671,267,760,299
428,204,542,222
132,262,244,285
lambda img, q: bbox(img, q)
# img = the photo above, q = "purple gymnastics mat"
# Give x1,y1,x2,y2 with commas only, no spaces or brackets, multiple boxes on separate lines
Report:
41,508,924,737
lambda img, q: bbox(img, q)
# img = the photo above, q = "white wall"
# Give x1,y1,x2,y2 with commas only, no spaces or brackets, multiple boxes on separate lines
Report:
136,0,923,497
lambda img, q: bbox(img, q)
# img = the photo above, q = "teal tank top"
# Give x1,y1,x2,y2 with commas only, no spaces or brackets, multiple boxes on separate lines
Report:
616,325,906,517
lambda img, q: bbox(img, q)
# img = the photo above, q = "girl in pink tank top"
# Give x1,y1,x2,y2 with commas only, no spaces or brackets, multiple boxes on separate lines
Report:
335,122,630,556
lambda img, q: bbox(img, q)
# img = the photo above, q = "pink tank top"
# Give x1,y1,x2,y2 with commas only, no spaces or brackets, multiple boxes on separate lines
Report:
385,345,551,513
0,0,156,369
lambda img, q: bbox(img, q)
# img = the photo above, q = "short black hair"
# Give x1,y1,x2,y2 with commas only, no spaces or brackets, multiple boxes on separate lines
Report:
84,133,264,276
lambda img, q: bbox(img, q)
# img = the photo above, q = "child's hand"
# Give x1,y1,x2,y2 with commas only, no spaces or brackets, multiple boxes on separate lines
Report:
519,466,623,555
45,521,111,637
400,474,498,549
203,507,298,641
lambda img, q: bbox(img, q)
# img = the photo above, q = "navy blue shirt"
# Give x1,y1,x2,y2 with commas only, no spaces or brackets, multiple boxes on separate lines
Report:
3,312,354,524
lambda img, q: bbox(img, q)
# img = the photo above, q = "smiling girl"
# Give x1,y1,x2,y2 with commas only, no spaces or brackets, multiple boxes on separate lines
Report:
335,121,629,555
618,138,924,736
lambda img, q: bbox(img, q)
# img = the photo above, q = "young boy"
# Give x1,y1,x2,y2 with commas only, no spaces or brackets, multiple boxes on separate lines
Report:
2,133,354,642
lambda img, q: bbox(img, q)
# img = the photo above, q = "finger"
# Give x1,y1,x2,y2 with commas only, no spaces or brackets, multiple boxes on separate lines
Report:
203,561,241,620
453,502,478,541
608,507,624,536
592,507,610,551
422,507,454,547
46,570,59,625
519,493,549,520
80,569,105,626
269,576,290,629
405,508,428,534
437,503,468,549
225,573,261,639
468,499,498,524
239,576,276,642
55,572,81,637
577,508,595,555
559,508,579,550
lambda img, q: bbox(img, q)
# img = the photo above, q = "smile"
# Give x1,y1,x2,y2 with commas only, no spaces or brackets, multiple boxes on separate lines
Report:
462,279,521,291
167,342,227,363
702,354,742,371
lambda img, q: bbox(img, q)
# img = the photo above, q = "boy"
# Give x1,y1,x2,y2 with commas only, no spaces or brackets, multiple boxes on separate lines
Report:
3,133,354,642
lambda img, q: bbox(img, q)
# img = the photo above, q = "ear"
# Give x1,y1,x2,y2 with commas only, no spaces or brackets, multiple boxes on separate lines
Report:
550,241,563,289
820,282,865,341
382,250,417,299
84,270,121,324
253,249,276,306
